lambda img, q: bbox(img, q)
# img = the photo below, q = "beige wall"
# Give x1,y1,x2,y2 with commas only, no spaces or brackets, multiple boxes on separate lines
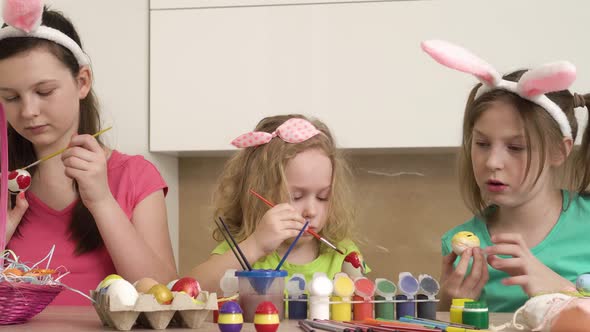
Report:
178,150,472,283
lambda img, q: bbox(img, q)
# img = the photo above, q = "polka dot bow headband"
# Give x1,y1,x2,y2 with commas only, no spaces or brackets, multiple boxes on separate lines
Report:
231,118,321,148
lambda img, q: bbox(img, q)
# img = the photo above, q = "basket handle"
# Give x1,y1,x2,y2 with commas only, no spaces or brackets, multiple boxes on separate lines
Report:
0,103,9,265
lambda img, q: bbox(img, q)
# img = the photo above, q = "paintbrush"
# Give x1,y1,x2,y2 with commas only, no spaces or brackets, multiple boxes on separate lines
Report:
276,220,309,270
218,216,253,270
249,189,345,255
213,218,246,270
22,126,113,170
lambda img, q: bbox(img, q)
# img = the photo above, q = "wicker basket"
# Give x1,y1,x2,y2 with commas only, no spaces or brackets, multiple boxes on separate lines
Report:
0,281,63,325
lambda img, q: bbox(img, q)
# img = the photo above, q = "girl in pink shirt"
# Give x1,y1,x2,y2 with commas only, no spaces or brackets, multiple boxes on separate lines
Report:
0,7,177,304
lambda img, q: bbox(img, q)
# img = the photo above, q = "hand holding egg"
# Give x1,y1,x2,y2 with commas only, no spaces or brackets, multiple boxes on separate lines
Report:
451,231,481,255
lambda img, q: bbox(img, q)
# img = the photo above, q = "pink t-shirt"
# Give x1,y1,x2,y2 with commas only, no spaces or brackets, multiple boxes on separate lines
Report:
7,150,168,305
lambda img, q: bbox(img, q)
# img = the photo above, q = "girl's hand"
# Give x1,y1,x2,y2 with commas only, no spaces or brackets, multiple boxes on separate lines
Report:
251,203,306,255
440,247,489,307
486,233,574,296
6,192,28,240
61,134,112,210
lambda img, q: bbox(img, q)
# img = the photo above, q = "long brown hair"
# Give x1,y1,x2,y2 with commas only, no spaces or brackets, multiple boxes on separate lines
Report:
0,7,104,254
459,69,590,217
212,114,356,251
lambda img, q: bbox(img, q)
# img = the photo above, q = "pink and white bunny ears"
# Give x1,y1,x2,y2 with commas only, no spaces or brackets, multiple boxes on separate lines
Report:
231,118,322,148
0,0,90,66
421,40,576,138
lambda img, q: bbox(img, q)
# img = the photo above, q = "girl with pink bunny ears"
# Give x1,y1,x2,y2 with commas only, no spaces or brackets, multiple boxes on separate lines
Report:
0,1,177,304
190,115,368,292
423,40,590,312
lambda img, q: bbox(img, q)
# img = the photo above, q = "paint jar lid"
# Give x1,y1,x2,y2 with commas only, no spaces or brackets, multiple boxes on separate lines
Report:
310,272,334,296
333,273,354,297
235,269,288,278
287,274,306,296
354,277,376,298
464,301,488,309
398,272,419,297
418,274,440,298
451,298,474,307
220,301,242,314
374,278,396,299
255,301,278,314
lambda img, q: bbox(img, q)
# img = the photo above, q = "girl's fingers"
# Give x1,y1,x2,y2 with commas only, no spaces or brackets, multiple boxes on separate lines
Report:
61,146,95,163
62,156,91,171
485,243,522,257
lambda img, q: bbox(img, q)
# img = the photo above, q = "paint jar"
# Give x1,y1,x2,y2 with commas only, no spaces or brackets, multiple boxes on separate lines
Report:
450,298,473,324
374,278,396,320
462,301,488,329
331,273,354,321
309,273,333,320
287,274,308,320
396,272,419,319
416,294,436,320
236,269,287,322
330,296,352,321
395,294,415,318
353,276,375,321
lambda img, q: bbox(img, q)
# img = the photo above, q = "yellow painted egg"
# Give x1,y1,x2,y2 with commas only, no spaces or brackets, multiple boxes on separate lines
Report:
451,231,480,255
148,284,174,304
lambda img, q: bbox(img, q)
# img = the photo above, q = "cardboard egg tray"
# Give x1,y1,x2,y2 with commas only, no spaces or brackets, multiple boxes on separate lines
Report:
91,290,218,330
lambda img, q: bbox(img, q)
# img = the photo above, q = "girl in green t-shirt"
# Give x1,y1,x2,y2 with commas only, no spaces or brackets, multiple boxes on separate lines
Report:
423,40,590,311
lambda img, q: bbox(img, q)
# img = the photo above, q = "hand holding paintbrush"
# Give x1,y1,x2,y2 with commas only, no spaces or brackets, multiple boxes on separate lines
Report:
249,189,345,255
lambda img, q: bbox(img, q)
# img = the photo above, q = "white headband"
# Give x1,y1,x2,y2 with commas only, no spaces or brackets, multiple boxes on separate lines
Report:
421,40,576,138
0,0,90,66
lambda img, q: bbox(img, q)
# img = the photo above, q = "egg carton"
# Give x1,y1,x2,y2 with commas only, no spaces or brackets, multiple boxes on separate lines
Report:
91,290,218,330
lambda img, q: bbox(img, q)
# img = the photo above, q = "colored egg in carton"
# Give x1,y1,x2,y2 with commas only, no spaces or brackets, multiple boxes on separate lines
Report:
91,290,218,331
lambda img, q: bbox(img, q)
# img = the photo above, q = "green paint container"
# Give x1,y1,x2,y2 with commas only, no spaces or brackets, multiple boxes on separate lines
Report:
462,301,488,329
374,278,396,320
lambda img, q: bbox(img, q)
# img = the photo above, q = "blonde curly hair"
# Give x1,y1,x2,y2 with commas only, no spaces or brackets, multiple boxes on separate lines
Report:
212,114,356,251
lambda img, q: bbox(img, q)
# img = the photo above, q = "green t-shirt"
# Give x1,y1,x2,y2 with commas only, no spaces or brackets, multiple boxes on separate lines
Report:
441,191,590,312
211,239,369,283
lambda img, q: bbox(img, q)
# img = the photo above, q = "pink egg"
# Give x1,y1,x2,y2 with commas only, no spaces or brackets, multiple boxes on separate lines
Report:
8,169,31,194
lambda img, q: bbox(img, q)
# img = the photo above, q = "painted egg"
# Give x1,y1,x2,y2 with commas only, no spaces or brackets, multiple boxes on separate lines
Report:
254,301,279,332
133,277,159,294
451,231,480,255
576,273,590,296
171,276,201,298
96,274,123,290
218,301,243,332
106,279,139,306
8,169,31,194
148,284,174,304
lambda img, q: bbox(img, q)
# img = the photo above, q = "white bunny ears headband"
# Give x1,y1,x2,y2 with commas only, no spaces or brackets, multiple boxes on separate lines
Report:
421,40,576,138
0,0,90,66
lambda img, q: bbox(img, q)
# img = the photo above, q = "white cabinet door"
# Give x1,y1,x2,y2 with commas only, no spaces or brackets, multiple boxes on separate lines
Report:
150,0,590,153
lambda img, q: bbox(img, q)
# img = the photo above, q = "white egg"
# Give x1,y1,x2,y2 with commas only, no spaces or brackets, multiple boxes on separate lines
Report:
106,279,138,306
7,169,31,194
166,279,178,290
